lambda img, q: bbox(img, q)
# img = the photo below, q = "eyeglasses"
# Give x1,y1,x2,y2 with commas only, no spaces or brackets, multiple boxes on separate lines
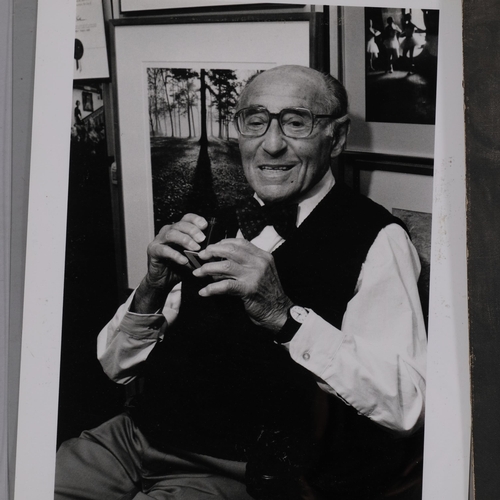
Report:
233,106,339,139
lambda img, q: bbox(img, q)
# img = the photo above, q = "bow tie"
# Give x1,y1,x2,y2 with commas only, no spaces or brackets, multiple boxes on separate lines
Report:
236,197,298,241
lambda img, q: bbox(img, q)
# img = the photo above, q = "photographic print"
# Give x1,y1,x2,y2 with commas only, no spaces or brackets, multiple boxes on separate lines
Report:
82,90,94,112
13,2,470,500
74,0,109,79
364,7,439,125
56,8,433,500
147,67,259,231
109,16,312,287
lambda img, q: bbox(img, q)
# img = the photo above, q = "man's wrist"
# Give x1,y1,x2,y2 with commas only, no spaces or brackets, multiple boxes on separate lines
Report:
274,305,309,345
131,275,172,314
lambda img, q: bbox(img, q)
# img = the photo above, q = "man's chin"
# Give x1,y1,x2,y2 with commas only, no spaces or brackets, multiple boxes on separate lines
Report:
255,188,298,206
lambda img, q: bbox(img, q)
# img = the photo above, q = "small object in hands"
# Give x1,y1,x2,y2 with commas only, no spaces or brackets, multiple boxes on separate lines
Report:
184,250,204,270
185,217,227,270
74,38,84,70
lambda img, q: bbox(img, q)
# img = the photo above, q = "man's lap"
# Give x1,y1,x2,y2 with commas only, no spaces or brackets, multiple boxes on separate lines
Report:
55,413,252,500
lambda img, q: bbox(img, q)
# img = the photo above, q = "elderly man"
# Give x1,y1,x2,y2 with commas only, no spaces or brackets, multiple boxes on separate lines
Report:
55,65,426,500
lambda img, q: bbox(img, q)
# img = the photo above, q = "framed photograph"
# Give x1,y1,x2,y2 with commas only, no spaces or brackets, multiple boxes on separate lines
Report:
109,12,326,288
334,5,435,236
74,0,109,80
81,91,94,112
364,7,438,125
119,0,305,13
340,6,436,157
338,151,434,214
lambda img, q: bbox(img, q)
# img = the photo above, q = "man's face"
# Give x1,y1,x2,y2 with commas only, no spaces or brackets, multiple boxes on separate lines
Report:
237,67,337,205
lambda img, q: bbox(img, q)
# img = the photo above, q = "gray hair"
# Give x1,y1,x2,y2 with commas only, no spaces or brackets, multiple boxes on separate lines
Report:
318,72,348,117
237,66,348,118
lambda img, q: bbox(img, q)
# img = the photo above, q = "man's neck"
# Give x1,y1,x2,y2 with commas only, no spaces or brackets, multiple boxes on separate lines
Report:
295,169,335,226
253,169,335,227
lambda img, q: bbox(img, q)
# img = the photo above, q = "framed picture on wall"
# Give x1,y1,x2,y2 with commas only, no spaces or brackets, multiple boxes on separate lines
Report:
109,12,326,290
364,7,439,126
332,5,437,221
339,6,437,158
339,151,433,198
119,0,305,13
82,91,94,112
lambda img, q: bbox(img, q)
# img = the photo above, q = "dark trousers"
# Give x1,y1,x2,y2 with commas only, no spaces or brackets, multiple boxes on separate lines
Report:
54,413,253,500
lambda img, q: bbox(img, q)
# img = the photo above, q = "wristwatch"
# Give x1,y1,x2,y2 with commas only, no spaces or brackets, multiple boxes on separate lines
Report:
274,305,309,345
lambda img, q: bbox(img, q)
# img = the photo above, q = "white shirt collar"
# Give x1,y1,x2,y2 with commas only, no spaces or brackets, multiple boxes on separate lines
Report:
295,169,335,226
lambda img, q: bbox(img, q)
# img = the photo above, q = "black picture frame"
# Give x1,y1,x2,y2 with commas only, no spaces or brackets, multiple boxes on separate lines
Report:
119,1,306,15
339,150,433,193
82,91,94,112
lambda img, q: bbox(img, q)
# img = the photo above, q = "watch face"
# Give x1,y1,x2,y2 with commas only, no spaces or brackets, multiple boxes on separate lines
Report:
290,305,308,323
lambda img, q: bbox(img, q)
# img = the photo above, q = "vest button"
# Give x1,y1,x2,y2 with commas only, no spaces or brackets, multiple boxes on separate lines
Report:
302,352,310,361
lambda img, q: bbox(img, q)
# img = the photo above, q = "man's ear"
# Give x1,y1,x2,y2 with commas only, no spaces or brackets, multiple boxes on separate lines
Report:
330,115,350,158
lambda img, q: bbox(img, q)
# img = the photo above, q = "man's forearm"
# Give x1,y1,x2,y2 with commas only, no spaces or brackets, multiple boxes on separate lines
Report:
97,291,166,383
287,225,427,434
131,275,174,314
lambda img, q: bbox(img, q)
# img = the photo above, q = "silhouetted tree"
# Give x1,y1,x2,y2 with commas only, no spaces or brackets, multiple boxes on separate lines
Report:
199,69,209,151
207,70,239,140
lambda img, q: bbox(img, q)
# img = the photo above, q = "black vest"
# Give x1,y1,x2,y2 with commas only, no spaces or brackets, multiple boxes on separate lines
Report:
130,183,420,498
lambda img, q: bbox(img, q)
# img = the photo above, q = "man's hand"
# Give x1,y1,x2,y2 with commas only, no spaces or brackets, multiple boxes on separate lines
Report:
193,239,293,332
132,214,208,314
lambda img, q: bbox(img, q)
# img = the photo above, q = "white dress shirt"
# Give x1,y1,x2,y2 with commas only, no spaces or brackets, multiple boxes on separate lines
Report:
98,170,427,436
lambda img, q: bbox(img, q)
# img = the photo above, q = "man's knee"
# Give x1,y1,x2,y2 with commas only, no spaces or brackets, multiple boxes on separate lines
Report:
55,415,143,500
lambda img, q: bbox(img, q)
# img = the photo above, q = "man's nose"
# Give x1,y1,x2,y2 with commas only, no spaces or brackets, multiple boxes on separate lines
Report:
261,118,287,156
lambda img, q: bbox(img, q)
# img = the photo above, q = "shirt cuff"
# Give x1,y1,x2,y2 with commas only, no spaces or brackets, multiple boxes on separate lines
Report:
122,284,183,336
288,310,346,379
119,311,165,340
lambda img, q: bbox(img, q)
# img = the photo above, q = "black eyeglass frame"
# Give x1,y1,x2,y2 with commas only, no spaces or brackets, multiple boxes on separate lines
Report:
233,106,340,138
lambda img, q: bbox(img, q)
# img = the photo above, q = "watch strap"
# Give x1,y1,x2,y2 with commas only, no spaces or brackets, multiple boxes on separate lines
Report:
274,306,303,344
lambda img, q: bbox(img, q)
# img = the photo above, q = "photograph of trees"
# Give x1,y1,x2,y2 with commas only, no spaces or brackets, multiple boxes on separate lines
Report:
147,67,260,232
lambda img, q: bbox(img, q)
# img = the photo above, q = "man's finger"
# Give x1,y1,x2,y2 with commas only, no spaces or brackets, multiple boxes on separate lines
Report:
198,279,245,297
161,226,204,251
172,221,207,242
150,241,189,266
193,259,240,279
180,213,208,229
198,238,262,263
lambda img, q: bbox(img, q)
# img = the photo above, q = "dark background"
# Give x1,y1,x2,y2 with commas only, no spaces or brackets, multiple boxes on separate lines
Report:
56,129,125,444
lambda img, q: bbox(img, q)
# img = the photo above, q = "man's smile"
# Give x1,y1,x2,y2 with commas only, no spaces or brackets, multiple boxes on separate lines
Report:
258,163,296,171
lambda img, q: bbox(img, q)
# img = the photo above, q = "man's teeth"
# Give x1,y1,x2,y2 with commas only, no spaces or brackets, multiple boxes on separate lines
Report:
260,165,292,170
